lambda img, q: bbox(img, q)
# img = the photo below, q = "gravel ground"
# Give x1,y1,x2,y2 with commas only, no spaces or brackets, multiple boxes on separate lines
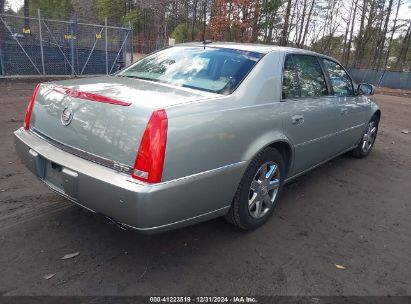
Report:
0,80,410,296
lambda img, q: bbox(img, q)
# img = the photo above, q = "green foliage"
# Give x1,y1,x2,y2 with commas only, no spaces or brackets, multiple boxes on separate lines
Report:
29,0,73,20
259,0,283,28
122,8,141,30
262,0,283,13
171,23,190,43
96,0,124,24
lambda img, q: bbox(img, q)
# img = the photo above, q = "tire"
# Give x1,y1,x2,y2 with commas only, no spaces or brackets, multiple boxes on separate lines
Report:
350,115,379,158
225,147,285,230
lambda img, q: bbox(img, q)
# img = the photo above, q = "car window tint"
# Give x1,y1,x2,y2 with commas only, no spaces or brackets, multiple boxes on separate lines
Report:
293,55,328,98
322,59,354,96
282,55,300,99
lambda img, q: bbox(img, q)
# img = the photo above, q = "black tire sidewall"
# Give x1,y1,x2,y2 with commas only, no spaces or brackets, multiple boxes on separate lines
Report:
235,148,285,229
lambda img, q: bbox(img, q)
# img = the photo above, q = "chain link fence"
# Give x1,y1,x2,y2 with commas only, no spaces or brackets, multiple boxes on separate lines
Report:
348,68,411,90
0,11,133,77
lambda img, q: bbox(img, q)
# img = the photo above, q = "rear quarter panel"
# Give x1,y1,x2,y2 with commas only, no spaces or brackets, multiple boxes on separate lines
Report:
162,51,288,181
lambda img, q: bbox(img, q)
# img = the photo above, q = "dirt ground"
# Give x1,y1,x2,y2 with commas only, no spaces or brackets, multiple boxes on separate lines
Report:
0,80,410,296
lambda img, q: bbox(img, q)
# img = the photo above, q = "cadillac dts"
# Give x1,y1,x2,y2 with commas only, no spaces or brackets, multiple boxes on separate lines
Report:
14,43,380,233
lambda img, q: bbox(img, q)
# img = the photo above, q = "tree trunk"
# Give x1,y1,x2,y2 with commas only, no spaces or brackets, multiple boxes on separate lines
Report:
296,0,308,47
301,0,315,48
342,0,355,64
346,0,359,66
268,10,277,42
353,0,368,68
280,0,292,46
396,21,411,70
384,0,401,69
24,0,30,29
376,0,393,68
370,3,385,69
191,0,198,41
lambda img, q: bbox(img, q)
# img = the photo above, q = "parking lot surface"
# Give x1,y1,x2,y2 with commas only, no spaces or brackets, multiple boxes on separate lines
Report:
0,80,410,296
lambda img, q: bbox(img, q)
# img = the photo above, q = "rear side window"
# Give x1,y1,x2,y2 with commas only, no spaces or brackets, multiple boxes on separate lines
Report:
282,54,328,99
322,58,354,96
282,56,300,99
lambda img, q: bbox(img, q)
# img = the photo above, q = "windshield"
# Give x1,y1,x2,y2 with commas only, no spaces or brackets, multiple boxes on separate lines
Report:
118,47,264,94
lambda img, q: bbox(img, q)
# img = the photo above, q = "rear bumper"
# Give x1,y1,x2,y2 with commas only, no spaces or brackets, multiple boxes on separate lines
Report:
14,128,245,233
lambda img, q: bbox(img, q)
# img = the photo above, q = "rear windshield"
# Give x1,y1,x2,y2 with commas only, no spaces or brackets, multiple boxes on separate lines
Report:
118,47,264,94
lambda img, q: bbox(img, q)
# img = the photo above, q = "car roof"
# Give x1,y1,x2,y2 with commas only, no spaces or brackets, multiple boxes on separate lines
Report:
176,42,335,60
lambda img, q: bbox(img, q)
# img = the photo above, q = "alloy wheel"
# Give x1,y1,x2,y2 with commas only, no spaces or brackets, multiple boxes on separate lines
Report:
248,161,280,219
361,121,377,153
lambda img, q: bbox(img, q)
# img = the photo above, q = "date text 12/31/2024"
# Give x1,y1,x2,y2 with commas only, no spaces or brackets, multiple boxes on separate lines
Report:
149,296,258,303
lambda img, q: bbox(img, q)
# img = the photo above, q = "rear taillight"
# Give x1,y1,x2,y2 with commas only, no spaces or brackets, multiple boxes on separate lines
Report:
24,83,41,130
132,109,168,183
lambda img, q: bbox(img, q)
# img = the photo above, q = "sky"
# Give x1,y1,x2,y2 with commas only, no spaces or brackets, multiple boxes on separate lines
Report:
398,2,411,19
6,0,411,23
7,0,23,12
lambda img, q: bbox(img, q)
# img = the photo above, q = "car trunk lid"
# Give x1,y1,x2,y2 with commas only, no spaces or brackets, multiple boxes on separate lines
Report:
29,76,217,170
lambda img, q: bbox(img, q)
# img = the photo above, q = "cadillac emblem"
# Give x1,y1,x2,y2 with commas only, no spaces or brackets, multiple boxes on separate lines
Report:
61,106,73,126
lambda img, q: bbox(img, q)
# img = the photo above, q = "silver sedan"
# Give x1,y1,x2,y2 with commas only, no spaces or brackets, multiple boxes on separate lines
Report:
14,43,380,233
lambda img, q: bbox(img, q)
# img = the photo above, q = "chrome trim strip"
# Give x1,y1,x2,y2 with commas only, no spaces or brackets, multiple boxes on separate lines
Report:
122,205,231,232
339,122,366,134
285,145,357,183
29,128,246,188
126,160,248,187
31,128,133,175
294,123,365,148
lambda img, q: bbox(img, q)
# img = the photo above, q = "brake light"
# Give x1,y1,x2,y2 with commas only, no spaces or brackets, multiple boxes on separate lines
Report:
52,86,131,106
24,83,41,130
132,109,168,183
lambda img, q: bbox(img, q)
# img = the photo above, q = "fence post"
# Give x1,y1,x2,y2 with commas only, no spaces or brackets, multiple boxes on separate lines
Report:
70,19,75,75
37,9,45,75
377,69,387,87
129,21,133,65
105,18,108,75
0,28,4,76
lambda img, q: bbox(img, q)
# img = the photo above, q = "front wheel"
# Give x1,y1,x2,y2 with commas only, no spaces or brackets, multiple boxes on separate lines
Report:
225,147,285,230
350,115,379,158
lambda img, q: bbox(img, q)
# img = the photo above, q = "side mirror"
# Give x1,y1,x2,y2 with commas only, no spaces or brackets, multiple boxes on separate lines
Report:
357,83,375,96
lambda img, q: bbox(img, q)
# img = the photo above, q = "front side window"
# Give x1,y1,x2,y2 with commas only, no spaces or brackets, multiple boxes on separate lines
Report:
293,55,328,98
118,47,264,94
282,54,328,99
322,58,354,96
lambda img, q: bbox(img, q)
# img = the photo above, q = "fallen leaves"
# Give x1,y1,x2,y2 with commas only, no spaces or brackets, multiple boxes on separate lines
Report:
335,264,346,270
41,252,80,281
43,273,56,280
61,252,79,260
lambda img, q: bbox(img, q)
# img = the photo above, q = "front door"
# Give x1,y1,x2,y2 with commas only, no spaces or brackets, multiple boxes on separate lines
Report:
280,54,341,176
320,58,370,151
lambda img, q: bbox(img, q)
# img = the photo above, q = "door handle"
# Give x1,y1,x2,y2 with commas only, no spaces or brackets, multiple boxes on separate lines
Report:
341,107,348,115
291,115,304,125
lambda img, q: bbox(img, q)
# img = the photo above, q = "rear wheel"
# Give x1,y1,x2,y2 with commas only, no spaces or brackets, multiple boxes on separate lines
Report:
225,147,285,230
350,115,379,158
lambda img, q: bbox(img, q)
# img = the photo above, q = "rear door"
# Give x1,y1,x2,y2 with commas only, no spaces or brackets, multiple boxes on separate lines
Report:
280,54,341,176
320,58,369,151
